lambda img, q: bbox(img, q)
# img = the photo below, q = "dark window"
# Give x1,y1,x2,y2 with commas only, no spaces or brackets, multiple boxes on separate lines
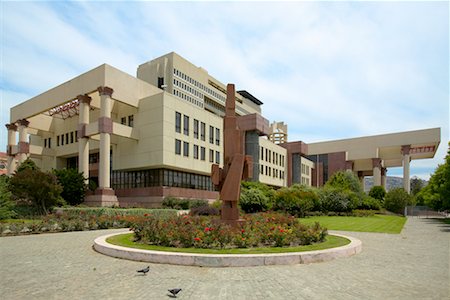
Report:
121,117,126,125
57,135,60,147
194,145,199,159
209,126,214,144
175,112,181,133
65,133,69,144
209,149,214,163
48,138,51,148
215,128,220,145
158,77,164,89
128,115,134,127
200,122,206,141
194,119,199,139
215,151,220,164
183,115,189,136
44,139,47,148
261,147,264,161
183,142,189,157
265,149,268,162
61,135,64,146
175,139,181,155
200,147,206,161
70,132,74,144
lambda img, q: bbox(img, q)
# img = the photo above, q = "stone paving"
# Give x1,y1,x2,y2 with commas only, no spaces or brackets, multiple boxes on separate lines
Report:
0,217,449,300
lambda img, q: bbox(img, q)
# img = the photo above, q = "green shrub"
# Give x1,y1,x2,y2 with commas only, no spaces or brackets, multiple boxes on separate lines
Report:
325,171,363,194
52,207,177,219
189,205,220,216
9,166,64,215
273,186,315,217
384,188,413,214
358,195,382,210
0,176,16,220
369,186,386,202
239,188,271,213
54,168,88,206
318,187,359,213
188,199,209,208
162,197,190,210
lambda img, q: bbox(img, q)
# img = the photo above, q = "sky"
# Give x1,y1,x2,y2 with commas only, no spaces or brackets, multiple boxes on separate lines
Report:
1,0,449,180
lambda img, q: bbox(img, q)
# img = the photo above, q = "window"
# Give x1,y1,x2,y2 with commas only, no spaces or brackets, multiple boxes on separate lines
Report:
183,115,189,136
194,145,199,159
261,147,264,161
260,165,264,175
215,128,220,145
200,122,206,141
194,119,199,139
175,139,181,155
209,149,214,162
48,138,51,148
183,142,189,157
70,132,74,144
215,151,220,164
200,147,206,161
175,112,181,133
269,150,271,163
44,139,47,148
209,126,214,144
65,133,69,144
128,115,134,127
57,136,60,147
61,134,64,146
121,117,126,125
265,149,268,162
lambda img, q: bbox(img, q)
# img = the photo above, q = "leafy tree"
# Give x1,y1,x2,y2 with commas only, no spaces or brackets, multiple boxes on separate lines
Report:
54,168,88,206
273,186,316,217
368,186,386,202
325,171,364,194
384,188,413,215
239,181,275,213
9,168,64,215
16,158,39,173
0,175,16,220
318,187,360,213
410,176,426,196
417,142,450,210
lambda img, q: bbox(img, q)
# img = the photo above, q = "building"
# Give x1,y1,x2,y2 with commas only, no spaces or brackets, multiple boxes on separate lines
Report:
5,52,440,206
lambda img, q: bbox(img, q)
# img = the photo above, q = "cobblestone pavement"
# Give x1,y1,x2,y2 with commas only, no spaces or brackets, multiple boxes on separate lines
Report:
1,217,449,300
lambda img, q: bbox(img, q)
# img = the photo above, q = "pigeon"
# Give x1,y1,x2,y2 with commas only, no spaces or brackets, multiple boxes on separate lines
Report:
136,266,150,275
168,288,182,298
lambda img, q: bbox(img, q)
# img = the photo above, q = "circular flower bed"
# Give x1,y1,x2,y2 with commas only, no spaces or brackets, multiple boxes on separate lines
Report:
131,212,327,249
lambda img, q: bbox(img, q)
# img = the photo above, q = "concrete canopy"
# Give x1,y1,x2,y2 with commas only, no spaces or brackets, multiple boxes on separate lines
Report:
307,127,441,172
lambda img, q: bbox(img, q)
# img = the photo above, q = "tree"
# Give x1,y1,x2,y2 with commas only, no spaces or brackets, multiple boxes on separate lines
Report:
54,168,88,206
418,142,450,210
16,158,39,173
384,188,413,215
368,186,386,202
0,175,16,220
325,171,363,194
9,168,64,215
410,176,426,196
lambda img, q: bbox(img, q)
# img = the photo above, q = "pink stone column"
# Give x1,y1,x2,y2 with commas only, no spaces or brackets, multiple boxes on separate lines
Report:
97,86,114,190
5,123,17,175
381,167,387,189
401,145,411,193
17,119,30,164
372,158,382,187
77,94,91,184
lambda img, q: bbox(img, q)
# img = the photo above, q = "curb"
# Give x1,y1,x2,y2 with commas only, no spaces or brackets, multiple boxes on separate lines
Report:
93,231,362,267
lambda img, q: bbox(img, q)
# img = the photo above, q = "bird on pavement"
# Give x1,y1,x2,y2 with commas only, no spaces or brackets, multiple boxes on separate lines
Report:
168,288,182,297
136,266,150,275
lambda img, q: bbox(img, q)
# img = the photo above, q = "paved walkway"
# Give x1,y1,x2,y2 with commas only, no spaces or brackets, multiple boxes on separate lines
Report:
0,217,448,299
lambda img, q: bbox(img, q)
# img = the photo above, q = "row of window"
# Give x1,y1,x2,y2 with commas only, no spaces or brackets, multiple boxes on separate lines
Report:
111,168,214,191
260,164,285,180
175,112,220,145
173,68,226,104
120,115,134,127
173,78,204,99
56,131,78,147
301,163,310,176
173,89,204,108
175,139,221,164
43,137,52,148
260,146,285,167
301,177,310,186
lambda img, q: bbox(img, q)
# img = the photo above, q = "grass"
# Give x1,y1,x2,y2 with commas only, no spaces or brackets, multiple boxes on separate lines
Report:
106,233,350,254
300,214,406,234
0,219,41,224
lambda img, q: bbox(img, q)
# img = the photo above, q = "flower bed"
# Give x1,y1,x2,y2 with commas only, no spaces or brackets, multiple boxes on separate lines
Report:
132,212,327,249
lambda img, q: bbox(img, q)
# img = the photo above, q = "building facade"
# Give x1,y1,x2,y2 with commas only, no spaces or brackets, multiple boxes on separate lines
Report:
5,52,441,207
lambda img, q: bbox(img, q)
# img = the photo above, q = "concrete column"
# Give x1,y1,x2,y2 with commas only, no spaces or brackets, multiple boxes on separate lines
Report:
381,167,387,189
402,145,411,193
17,119,30,164
372,158,382,186
357,171,365,189
77,94,91,184
345,160,354,172
97,86,113,189
5,123,17,175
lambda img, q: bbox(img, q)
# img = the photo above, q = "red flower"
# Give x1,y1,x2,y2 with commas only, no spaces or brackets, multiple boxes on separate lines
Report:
194,237,201,241
241,229,245,233
144,213,149,217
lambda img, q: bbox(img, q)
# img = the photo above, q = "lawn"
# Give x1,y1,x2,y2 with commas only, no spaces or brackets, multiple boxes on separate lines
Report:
107,233,350,254
300,215,406,234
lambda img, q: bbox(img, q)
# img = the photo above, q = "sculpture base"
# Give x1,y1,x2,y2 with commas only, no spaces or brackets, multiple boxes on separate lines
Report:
84,188,119,207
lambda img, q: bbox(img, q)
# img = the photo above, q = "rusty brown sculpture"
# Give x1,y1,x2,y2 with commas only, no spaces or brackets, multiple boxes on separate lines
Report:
211,84,253,226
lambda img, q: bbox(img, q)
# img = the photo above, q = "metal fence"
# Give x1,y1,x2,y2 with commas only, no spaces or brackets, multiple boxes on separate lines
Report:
406,206,449,218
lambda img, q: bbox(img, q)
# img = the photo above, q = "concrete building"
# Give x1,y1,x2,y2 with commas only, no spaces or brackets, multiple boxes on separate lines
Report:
5,52,441,206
